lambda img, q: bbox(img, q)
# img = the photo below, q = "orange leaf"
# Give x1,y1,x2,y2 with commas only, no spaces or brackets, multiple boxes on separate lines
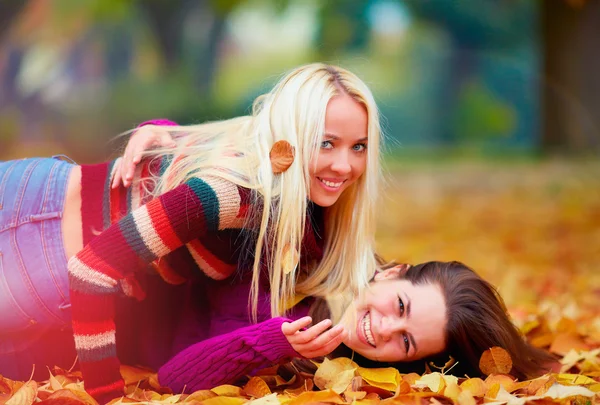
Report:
459,377,487,397
484,374,516,392
6,381,37,405
243,377,271,398
286,389,346,405
479,347,513,375
549,333,590,356
38,389,86,405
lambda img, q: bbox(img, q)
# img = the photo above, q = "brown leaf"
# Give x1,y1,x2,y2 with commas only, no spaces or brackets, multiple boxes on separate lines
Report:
243,377,271,398
313,358,356,394
183,390,217,402
459,378,487,397
549,332,590,356
38,389,86,405
5,381,37,405
479,347,513,375
269,140,294,174
286,389,345,405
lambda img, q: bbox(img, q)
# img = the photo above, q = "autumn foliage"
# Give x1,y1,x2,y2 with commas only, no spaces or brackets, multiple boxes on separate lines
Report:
1,161,598,404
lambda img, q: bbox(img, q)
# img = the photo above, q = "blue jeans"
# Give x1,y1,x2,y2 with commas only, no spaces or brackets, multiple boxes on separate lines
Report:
0,157,74,377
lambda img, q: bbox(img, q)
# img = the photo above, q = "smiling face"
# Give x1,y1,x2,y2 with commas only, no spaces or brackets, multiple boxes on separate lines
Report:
308,93,369,207
339,268,448,362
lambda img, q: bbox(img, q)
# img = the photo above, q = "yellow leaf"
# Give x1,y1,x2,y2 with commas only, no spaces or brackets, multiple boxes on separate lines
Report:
184,390,217,402
556,373,596,385
443,382,461,402
484,374,517,392
119,365,155,386
414,372,446,394
479,347,513,375
6,381,37,405
543,382,595,399
243,377,271,398
286,390,345,405
459,378,487,397
313,358,356,394
200,397,248,405
247,392,279,405
456,390,476,405
47,370,63,392
356,367,400,391
211,385,245,397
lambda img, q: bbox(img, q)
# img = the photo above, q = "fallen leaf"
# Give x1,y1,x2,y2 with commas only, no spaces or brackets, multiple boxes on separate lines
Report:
286,389,345,405
543,382,595,399
313,358,356,394
210,385,245,397
459,377,487,397
6,381,37,405
244,377,271,398
479,347,513,375
356,367,400,391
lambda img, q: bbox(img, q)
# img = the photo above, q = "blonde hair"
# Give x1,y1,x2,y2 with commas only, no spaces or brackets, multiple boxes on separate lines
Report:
139,63,382,320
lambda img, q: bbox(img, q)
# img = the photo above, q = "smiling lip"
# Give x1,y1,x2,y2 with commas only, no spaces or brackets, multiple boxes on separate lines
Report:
357,311,376,348
317,177,346,191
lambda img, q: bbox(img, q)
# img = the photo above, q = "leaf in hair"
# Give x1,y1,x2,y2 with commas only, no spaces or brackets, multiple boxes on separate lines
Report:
269,140,295,174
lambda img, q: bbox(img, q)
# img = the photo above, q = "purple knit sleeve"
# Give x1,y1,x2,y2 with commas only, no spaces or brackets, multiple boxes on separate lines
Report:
137,118,178,127
158,317,299,393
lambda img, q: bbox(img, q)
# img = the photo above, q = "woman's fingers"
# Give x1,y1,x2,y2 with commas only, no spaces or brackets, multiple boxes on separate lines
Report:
303,329,347,358
282,316,312,336
113,126,176,189
290,319,332,344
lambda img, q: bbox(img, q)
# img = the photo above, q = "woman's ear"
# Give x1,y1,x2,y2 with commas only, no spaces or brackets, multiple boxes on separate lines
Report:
373,263,411,281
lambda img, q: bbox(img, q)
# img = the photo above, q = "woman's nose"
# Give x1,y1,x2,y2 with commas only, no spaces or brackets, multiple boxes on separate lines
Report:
379,316,404,342
330,151,352,175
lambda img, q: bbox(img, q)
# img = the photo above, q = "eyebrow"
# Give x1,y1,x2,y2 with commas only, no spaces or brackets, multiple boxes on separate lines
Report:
404,292,418,355
324,133,369,142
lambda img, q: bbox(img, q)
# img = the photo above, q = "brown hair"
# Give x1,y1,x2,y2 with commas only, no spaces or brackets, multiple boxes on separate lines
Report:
308,260,555,379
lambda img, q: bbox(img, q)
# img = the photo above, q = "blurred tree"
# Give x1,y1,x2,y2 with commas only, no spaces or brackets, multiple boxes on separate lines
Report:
402,0,535,147
316,0,372,57
542,0,600,151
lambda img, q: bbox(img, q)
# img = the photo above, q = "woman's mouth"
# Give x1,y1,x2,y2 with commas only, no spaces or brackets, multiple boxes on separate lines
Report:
359,311,376,348
317,177,345,191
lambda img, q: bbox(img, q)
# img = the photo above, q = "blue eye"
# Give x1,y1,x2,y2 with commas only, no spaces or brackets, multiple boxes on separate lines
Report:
403,334,410,353
353,143,367,152
398,296,405,316
321,140,333,149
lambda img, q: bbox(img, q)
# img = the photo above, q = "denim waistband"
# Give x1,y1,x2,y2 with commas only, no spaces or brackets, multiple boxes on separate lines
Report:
0,157,73,339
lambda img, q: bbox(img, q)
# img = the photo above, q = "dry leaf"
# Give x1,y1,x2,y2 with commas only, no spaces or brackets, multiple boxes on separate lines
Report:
479,347,513,375
414,373,446,394
459,377,487,397
286,389,345,405
244,377,271,398
543,382,595,399
313,358,356,394
549,332,590,356
37,389,86,405
6,381,37,405
356,367,400,392
211,385,245,397
269,141,294,174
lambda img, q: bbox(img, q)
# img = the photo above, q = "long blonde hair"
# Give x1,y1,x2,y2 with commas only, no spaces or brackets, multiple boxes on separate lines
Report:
140,63,382,319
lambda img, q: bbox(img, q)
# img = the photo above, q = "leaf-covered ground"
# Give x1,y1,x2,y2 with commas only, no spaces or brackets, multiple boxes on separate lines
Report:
1,159,599,404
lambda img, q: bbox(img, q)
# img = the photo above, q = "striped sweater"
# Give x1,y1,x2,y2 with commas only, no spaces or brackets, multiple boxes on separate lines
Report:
71,120,324,403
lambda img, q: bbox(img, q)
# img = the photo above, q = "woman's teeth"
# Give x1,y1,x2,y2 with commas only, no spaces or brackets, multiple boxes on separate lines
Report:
319,178,343,188
362,312,376,347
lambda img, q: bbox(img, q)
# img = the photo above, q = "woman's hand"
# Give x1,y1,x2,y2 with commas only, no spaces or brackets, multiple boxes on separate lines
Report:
112,125,176,189
282,316,347,358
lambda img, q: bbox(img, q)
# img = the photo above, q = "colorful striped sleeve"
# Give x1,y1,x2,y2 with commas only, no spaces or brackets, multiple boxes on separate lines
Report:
67,176,248,403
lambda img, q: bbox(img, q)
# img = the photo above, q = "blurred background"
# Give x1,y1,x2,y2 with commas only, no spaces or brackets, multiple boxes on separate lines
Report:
0,0,599,317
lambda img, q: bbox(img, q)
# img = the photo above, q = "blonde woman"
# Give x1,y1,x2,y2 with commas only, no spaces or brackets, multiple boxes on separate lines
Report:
0,64,382,402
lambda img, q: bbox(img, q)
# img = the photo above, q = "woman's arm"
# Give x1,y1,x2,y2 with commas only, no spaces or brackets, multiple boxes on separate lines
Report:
113,119,178,188
158,317,298,393
69,175,249,402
